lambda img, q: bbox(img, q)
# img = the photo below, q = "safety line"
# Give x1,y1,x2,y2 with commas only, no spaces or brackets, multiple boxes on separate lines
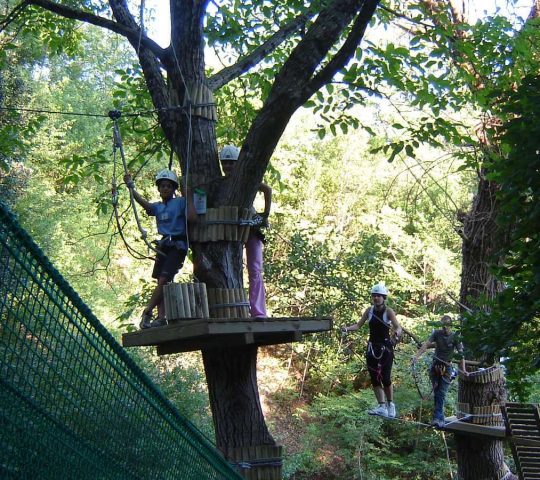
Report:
0,104,216,119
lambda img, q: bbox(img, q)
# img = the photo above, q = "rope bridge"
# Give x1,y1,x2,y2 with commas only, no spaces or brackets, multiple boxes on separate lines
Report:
0,201,241,479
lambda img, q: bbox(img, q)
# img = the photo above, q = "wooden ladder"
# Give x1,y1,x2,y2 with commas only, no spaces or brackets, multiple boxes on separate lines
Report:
501,403,540,480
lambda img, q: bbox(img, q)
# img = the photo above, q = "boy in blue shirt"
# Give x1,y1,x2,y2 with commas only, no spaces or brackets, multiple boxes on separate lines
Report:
124,169,197,328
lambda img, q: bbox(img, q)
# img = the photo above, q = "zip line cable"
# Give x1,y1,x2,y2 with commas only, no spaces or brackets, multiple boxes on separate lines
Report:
0,103,216,119
0,106,111,118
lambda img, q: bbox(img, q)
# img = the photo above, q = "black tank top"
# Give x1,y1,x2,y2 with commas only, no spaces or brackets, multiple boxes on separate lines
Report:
368,306,390,343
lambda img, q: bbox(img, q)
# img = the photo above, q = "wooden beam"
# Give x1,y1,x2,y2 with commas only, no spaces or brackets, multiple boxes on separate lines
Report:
443,416,507,438
513,437,540,448
156,331,303,355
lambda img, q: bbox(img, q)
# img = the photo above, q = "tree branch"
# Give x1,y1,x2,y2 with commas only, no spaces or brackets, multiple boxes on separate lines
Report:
108,0,171,126
225,0,380,209
0,0,30,33
529,0,540,19
207,10,313,91
26,0,166,59
304,0,380,100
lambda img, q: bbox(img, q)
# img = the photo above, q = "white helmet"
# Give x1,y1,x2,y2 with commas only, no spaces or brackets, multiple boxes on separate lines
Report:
371,283,389,297
219,145,240,161
155,169,179,188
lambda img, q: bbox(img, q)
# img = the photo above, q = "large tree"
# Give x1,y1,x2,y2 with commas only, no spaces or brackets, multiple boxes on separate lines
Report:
4,0,538,476
4,0,383,455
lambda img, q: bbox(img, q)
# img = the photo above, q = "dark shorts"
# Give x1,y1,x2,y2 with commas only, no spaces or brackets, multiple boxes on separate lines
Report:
152,245,187,281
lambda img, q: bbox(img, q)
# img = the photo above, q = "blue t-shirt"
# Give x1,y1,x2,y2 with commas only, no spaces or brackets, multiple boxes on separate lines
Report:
148,197,187,241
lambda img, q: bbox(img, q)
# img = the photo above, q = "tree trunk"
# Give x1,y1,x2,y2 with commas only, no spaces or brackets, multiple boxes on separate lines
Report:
455,366,516,480
455,434,514,480
202,345,274,449
459,175,504,305
191,240,275,451
458,173,515,479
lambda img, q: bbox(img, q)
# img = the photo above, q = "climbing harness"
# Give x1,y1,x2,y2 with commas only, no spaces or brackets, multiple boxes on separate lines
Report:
367,341,387,360
412,353,459,401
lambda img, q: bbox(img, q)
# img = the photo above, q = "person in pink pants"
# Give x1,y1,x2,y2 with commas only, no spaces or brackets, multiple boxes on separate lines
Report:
220,145,272,318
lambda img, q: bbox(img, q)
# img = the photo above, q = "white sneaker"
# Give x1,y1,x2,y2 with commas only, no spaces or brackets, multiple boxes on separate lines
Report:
387,402,396,418
368,404,388,417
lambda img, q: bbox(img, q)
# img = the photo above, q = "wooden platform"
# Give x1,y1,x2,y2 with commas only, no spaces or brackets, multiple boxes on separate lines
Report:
122,317,333,354
442,416,507,438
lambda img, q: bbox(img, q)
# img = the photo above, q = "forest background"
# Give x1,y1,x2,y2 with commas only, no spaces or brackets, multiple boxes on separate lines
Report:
1,0,539,478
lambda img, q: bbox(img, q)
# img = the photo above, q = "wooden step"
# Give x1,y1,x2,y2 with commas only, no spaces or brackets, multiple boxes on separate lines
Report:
501,403,540,480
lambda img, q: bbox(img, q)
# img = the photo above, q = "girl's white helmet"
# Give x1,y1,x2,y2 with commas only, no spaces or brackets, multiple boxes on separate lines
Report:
155,169,179,188
371,283,389,297
219,145,240,161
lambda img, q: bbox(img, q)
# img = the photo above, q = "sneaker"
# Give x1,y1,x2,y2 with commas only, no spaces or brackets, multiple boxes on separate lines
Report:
139,311,153,329
431,419,445,428
150,317,167,328
387,402,396,418
368,404,388,417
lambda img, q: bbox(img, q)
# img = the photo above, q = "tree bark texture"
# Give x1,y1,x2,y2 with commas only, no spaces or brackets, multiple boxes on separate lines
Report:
455,434,512,480
202,345,274,449
459,175,505,305
458,175,514,478
456,368,507,480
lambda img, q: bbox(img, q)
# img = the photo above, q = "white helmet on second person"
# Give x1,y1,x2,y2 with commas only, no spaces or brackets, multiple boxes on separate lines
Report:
155,169,179,189
371,283,389,297
219,145,240,161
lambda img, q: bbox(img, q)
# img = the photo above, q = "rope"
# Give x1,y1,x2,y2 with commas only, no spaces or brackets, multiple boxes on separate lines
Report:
0,106,110,118
168,39,195,252
111,127,151,261
411,359,435,401
208,302,250,309
230,457,283,469
453,410,502,420
440,430,454,479
0,104,215,118
109,111,163,258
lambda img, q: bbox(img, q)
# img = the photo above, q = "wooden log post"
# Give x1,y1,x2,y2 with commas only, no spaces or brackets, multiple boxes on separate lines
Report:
164,282,209,321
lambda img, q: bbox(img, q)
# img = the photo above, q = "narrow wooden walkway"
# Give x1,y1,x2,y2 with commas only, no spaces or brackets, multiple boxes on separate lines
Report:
122,317,333,354
501,403,540,480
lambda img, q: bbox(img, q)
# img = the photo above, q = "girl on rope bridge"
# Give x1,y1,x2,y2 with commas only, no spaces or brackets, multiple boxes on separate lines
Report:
412,315,468,427
124,169,197,329
342,283,403,418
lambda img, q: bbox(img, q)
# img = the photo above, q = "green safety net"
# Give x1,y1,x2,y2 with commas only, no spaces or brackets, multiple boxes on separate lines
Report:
0,201,241,480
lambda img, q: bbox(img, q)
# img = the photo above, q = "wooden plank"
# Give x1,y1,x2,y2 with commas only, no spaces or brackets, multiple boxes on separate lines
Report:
122,317,332,349
122,320,209,347
443,416,507,438
514,438,540,448
206,319,331,335
158,333,255,354
156,331,302,355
